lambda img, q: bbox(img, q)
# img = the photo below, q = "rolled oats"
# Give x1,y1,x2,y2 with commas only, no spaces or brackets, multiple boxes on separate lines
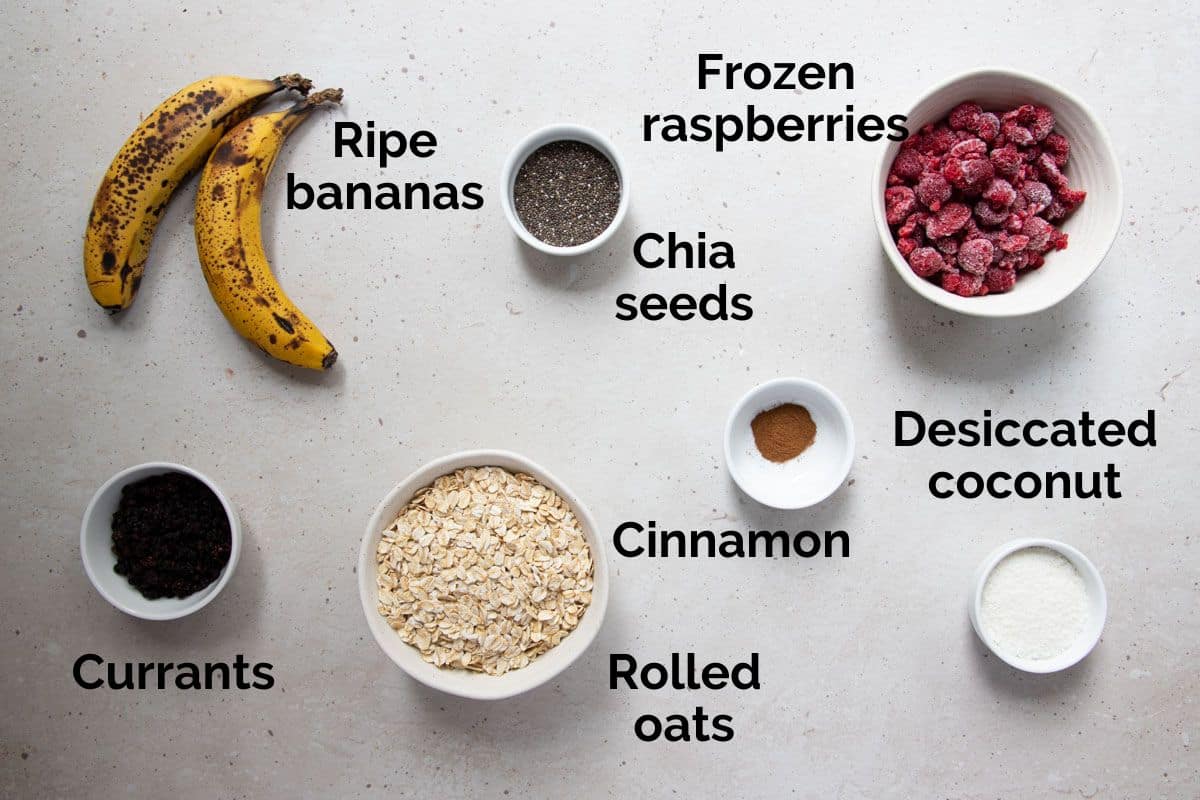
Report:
376,466,594,676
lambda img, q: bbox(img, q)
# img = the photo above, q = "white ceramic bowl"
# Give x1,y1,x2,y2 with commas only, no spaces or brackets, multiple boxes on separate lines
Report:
969,538,1107,673
724,378,855,509
358,449,609,700
500,123,629,256
80,462,241,621
873,67,1123,317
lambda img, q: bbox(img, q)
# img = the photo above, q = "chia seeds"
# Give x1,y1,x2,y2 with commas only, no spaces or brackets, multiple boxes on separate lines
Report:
512,140,621,247
110,472,232,599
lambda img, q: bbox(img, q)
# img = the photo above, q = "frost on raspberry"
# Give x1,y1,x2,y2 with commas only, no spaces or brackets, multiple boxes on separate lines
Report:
948,102,982,131
957,238,994,275
944,157,994,194
1044,200,1067,221
891,149,925,182
950,138,988,159
998,233,1030,253
1023,217,1053,251
915,172,951,211
1001,120,1034,146
974,112,1000,142
908,246,945,278
941,269,983,297
999,252,1030,272
1022,181,1052,212
983,178,1016,208
1043,132,1070,167
989,146,1022,180
925,202,971,238
1030,106,1055,141
1007,104,1038,125
886,186,918,225
985,267,1017,293
927,124,957,154
935,237,960,256
973,200,1009,227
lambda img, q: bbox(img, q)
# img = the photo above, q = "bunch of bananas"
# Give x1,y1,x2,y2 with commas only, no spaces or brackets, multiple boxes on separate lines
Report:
84,74,341,370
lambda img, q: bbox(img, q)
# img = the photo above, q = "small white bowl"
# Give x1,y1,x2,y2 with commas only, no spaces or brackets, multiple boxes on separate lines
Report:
969,538,1107,673
500,123,629,256
873,67,1123,317
358,449,609,700
80,462,241,621
724,378,855,510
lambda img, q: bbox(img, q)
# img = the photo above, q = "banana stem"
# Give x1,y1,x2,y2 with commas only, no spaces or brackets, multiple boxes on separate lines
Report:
273,73,314,95
303,88,344,107
283,88,343,123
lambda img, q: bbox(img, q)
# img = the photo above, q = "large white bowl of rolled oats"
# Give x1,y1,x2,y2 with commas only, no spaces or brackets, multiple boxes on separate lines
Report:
358,450,608,699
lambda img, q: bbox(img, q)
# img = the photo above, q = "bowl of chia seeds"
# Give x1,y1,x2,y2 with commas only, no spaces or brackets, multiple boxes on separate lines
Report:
80,462,241,620
501,123,629,256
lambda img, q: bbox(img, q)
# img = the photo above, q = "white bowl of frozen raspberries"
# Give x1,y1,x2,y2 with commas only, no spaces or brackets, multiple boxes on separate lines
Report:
874,68,1122,316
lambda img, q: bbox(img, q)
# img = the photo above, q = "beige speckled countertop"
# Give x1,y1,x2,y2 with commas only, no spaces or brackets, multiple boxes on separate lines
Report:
1,1,1197,797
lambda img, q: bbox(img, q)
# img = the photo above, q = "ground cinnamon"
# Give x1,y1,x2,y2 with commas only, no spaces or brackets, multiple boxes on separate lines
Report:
750,403,817,462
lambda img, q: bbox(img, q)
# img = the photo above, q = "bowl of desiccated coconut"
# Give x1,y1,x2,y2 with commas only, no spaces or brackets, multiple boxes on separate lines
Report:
358,450,609,700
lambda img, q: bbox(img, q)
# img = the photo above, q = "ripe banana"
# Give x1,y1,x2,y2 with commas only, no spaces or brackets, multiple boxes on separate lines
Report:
194,89,343,370
84,74,313,312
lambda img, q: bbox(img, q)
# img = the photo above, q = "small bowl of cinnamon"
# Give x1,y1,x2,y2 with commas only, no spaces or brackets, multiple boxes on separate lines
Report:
724,378,855,509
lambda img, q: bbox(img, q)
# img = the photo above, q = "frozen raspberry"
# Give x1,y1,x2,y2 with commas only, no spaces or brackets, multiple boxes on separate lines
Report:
1022,181,1052,212
982,178,1017,208
927,124,957,154
941,270,984,297
950,138,988,159
1029,106,1055,141
985,268,1017,293
897,236,920,258
949,102,983,131
898,211,929,239
974,112,1000,142
957,238,994,275
1026,252,1046,270
989,146,1022,179
892,149,925,181
1007,105,1038,125
998,233,1030,253
914,172,951,211
1044,200,1068,221
908,246,945,278
885,186,918,225
1001,120,1034,147
999,252,1030,272
1023,217,1053,251
935,237,960,256
1043,132,1070,167
1036,153,1069,191
925,202,971,238
1005,213,1025,233
944,157,994,193
973,199,1010,227
963,157,995,189
1057,186,1087,210
1050,230,1069,250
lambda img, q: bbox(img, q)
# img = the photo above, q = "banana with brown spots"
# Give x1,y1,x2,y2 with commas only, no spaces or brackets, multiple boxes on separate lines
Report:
84,74,312,312
194,89,342,371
